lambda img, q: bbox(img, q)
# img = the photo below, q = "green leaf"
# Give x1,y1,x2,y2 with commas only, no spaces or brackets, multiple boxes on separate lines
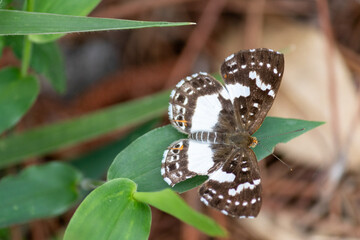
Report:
0,67,39,135
4,36,66,93
30,0,101,43
108,118,324,193
70,119,160,180
252,117,324,160
0,10,194,37
64,178,151,240
0,162,82,228
31,41,66,93
0,90,169,169
134,189,226,237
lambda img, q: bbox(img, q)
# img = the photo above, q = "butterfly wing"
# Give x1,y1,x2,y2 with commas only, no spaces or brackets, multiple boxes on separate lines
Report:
221,48,284,134
161,139,235,186
199,148,261,218
168,73,235,134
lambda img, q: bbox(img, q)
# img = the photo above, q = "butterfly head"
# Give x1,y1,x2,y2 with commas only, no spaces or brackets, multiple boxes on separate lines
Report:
249,136,258,148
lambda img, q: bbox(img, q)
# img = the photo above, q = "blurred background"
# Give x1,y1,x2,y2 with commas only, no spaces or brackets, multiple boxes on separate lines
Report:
1,0,360,239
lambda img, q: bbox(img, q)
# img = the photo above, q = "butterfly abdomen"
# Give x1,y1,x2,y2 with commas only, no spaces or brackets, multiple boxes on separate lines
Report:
189,131,226,144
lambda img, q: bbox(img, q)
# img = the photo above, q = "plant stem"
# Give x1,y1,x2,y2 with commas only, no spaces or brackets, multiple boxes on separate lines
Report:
20,0,35,78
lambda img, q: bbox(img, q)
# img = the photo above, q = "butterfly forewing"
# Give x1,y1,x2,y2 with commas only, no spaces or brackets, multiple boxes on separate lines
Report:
199,148,262,218
168,73,235,134
221,49,284,134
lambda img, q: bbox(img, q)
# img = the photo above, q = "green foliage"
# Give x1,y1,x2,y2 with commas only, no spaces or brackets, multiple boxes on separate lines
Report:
30,0,101,42
64,179,151,240
5,36,66,93
70,119,160,180
0,162,82,227
0,91,169,168
108,118,324,193
134,189,227,237
0,10,194,36
0,67,39,134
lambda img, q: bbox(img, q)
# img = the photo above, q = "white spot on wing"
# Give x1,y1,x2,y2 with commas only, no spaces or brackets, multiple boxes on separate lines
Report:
253,179,261,185
200,197,209,205
268,90,275,98
191,94,223,132
221,210,228,215
226,83,250,102
164,177,172,185
168,104,173,119
225,54,235,61
209,170,236,183
162,150,169,163
187,140,214,174
228,188,236,196
249,70,272,91
176,80,185,87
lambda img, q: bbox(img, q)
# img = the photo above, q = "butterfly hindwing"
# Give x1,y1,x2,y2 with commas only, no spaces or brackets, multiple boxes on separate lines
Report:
169,73,235,134
221,48,284,134
199,148,262,218
161,139,234,186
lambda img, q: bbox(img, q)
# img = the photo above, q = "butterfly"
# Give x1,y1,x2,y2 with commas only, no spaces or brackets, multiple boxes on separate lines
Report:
161,48,284,218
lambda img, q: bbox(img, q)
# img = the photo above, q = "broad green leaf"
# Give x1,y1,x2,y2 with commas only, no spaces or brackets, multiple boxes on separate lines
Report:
134,189,226,237
0,90,169,168
64,178,151,240
0,67,39,135
252,117,324,160
0,10,194,36
108,118,324,192
4,36,66,93
70,119,160,180
30,0,101,42
0,162,82,228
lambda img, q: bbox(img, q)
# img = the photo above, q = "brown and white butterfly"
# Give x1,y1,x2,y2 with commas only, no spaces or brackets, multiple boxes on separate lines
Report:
161,48,284,218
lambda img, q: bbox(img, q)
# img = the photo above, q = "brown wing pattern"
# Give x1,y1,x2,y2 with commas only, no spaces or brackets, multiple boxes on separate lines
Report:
221,48,284,134
168,72,235,134
199,148,262,218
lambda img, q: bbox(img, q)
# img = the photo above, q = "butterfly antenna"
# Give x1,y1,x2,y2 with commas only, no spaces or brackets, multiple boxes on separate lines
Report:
257,143,293,171
257,128,305,140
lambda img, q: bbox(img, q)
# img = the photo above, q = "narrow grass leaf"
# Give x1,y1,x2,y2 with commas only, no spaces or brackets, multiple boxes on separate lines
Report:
134,189,226,237
0,10,194,36
0,67,39,135
30,0,101,42
0,91,169,168
64,178,151,240
108,118,323,193
0,162,82,227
